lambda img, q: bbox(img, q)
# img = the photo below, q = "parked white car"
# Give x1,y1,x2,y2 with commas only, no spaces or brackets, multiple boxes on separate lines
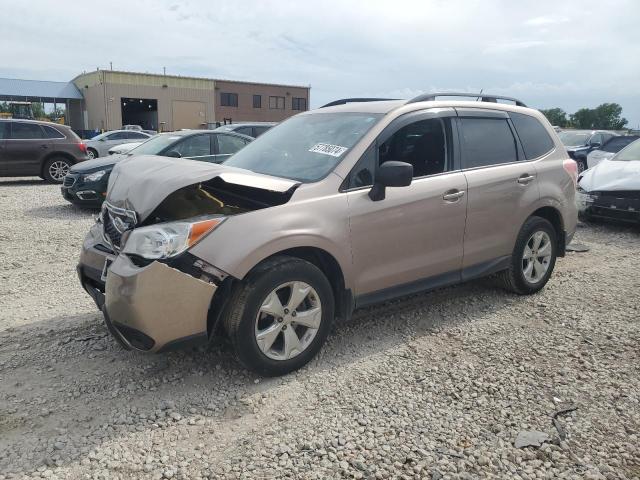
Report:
586,135,640,169
85,130,153,159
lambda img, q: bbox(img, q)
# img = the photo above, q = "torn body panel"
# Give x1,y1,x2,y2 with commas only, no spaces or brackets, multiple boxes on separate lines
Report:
104,254,216,352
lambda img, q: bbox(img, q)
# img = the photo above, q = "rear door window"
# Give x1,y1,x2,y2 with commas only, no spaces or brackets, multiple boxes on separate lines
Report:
509,112,554,160
459,118,518,168
10,122,45,139
127,132,149,139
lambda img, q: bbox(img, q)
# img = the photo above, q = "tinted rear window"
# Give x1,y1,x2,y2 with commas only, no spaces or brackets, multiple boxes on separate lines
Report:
510,112,555,159
460,118,518,168
601,136,639,153
42,125,65,139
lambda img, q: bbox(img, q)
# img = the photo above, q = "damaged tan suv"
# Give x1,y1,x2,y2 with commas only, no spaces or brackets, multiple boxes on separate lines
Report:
78,93,578,376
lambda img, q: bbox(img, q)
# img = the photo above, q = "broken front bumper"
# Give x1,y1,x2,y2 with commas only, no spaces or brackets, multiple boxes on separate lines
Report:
576,190,640,223
103,254,217,353
78,222,115,310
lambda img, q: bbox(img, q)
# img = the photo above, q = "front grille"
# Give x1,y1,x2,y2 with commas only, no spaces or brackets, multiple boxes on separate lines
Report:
101,203,137,251
593,191,640,200
103,211,122,249
63,175,77,187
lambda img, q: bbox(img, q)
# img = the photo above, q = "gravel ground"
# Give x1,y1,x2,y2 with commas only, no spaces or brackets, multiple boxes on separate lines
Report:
0,178,639,480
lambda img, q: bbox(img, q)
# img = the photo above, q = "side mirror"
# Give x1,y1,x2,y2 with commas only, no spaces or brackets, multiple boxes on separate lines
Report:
590,142,601,149
369,161,413,201
98,138,106,142
166,150,182,158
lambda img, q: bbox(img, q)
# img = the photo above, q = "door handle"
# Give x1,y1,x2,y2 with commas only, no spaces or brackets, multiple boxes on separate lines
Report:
517,174,535,185
40,144,49,150
443,190,465,201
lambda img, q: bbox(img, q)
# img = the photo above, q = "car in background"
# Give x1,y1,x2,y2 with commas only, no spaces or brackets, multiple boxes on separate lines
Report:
84,130,153,159
108,142,144,155
586,135,640,169
213,122,276,138
0,118,89,183
61,129,252,207
558,130,618,173
577,138,640,223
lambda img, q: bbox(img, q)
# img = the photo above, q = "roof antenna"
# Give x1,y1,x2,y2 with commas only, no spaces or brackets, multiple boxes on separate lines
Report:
476,89,483,101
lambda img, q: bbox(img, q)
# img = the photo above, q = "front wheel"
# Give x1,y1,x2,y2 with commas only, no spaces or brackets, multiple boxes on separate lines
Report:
225,256,334,376
577,158,588,173
43,157,72,183
498,216,557,295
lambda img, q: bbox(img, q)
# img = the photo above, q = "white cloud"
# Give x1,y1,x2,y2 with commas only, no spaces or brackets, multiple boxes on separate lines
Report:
524,15,569,26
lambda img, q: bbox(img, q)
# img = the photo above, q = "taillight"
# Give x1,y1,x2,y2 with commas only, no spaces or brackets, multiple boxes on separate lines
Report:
563,159,578,187
77,142,87,154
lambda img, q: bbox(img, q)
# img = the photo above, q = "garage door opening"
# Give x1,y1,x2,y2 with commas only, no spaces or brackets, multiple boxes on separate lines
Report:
121,98,158,130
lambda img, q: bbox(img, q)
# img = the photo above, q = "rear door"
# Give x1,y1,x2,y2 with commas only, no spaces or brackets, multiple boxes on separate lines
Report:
213,133,251,163
457,109,539,273
3,121,49,175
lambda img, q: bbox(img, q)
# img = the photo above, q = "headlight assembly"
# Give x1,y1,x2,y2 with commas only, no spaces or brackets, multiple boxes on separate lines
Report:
121,218,224,260
84,170,107,182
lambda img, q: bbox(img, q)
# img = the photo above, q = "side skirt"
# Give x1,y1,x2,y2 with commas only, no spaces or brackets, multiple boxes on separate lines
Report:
354,255,510,309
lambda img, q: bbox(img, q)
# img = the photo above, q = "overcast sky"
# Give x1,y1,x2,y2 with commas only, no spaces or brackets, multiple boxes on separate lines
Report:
3,0,640,126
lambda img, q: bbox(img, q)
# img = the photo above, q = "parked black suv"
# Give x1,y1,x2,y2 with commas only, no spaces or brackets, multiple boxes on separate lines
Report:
0,119,89,182
61,129,252,207
558,130,618,172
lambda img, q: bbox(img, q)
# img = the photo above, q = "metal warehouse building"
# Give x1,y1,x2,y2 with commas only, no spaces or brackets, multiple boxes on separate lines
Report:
1,70,310,132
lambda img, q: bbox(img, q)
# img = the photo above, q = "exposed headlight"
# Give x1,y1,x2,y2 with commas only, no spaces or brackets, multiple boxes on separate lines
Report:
122,218,224,260
577,185,586,193
84,170,107,182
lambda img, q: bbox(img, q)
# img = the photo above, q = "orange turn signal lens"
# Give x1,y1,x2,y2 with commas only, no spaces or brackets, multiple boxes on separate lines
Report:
188,218,224,247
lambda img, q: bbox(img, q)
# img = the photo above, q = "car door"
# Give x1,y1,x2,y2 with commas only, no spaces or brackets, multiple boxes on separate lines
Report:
170,133,215,162
3,121,49,175
457,109,540,274
213,133,251,163
345,108,468,301
0,122,8,175
100,132,129,156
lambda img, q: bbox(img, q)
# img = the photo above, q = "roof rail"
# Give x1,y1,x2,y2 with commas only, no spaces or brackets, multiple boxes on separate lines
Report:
408,92,527,107
320,98,399,108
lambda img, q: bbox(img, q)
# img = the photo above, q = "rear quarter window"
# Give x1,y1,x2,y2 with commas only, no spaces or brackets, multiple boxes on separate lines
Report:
509,112,555,160
42,125,65,139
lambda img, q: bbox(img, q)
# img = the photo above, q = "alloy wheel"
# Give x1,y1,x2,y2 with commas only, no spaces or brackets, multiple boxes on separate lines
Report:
49,161,70,181
254,281,322,361
522,231,552,283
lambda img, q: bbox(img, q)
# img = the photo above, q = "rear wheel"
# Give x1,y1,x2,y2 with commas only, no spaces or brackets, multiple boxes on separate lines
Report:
499,216,557,295
43,157,72,183
87,148,98,160
576,158,588,173
225,256,334,376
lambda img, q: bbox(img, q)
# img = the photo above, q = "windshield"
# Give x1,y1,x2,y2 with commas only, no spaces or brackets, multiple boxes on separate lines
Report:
601,136,638,153
223,113,383,182
559,131,590,147
613,139,640,162
127,133,184,156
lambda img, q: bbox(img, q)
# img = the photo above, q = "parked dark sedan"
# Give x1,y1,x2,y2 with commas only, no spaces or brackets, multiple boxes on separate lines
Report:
0,119,89,182
61,129,252,208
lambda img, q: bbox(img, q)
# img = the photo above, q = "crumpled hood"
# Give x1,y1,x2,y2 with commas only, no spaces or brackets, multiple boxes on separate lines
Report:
106,155,300,221
579,159,640,192
70,154,125,173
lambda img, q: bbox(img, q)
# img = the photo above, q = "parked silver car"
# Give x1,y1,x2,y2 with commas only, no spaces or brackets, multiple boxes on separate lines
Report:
586,135,640,169
84,130,153,159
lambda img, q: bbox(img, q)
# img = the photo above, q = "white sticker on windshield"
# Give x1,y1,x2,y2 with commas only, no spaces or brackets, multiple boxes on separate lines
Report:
309,143,348,157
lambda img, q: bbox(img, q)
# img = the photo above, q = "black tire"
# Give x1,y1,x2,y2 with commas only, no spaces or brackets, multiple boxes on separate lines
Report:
87,148,98,160
43,156,72,183
498,216,557,295
225,256,334,376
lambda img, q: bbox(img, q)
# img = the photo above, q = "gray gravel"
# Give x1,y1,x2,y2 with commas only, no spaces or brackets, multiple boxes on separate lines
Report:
1,178,639,480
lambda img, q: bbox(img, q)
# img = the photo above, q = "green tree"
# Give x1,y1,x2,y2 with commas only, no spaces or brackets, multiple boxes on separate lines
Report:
540,108,569,127
570,108,596,129
0,102,9,113
31,102,46,118
593,103,628,130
